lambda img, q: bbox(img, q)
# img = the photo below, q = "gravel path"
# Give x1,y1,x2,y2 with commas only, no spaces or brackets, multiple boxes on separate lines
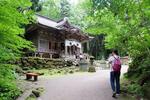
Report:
35,65,128,100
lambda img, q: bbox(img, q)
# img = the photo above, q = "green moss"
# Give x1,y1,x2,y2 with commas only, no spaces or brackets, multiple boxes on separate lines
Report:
28,66,80,76
26,97,36,100
26,94,36,100
88,66,96,72
69,70,74,74
0,64,21,100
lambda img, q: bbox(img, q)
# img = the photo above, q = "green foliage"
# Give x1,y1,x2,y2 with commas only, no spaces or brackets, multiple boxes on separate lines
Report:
69,0,93,30
83,0,150,66
38,0,61,21
60,0,71,17
142,82,150,99
89,35,106,59
38,0,71,20
0,0,33,62
0,0,34,99
38,0,90,30
30,0,42,12
127,83,144,96
84,0,150,56
0,64,21,100
79,0,150,98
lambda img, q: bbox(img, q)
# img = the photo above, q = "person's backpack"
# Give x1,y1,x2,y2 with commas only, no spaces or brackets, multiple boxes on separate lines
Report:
113,56,121,72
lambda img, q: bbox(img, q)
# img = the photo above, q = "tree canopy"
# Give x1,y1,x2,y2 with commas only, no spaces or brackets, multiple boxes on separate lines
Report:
82,0,150,57
82,0,150,97
0,0,150,99
38,0,72,21
0,0,33,99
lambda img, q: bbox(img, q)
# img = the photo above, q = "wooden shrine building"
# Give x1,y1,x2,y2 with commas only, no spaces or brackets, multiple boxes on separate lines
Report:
25,14,90,59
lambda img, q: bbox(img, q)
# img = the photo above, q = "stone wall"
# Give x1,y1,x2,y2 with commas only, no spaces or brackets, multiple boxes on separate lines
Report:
16,57,72,69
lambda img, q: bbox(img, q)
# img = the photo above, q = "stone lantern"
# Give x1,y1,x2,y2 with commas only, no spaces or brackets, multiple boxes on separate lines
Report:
90,56,94,65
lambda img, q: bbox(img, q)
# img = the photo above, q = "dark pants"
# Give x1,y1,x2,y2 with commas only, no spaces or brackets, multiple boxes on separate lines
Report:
110,71,120,94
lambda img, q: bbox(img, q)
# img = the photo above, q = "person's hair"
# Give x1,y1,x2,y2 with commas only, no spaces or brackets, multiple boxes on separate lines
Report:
112,49,118,55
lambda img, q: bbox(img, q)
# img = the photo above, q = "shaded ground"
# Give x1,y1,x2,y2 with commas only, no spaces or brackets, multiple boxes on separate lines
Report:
17,65,130,100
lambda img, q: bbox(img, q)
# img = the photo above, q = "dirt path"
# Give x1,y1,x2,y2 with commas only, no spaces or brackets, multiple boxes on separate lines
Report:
33,65,128,100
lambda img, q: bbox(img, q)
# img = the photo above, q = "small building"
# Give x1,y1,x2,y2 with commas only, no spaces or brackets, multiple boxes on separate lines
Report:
25,15,90,59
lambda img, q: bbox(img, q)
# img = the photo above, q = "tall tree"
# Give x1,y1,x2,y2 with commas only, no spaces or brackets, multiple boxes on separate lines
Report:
38,0,61,20
0,0,33,99
89,35,106,59
38,0,88,29
82,0,150,97
60,0,71,18
30,0,42,12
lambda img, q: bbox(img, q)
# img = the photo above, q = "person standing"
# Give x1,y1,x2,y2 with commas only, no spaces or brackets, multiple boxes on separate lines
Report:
108,50,121,98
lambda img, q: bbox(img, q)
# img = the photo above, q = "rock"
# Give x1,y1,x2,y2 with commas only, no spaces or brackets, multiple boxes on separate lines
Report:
66,60,73,66
69,70,74,74
37,72,44,75
15,66,24,73
47,61,52,66
88,66,96,72
36,87,44,92
17,57,69,69
29,93,36,98
57,70,61,73
32,90,40,97
72,60,79,66
75,69,79,72
22,67,30,71
26,93,36,100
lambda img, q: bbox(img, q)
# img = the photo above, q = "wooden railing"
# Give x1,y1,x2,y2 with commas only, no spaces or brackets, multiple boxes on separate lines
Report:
38,48,59,54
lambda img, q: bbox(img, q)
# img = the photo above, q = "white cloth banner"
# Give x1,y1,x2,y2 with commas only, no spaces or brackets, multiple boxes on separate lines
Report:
65,40,81,48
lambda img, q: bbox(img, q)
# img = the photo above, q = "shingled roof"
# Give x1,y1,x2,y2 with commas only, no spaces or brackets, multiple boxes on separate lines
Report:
36,14,58,29
27,14,90,42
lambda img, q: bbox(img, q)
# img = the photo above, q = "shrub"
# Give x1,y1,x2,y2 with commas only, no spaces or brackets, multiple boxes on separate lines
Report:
0,64,21,100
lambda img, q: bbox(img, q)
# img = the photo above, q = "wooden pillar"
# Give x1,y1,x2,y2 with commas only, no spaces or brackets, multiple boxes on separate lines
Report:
37,35,40,52
65,46,68,56
69,46,71,55
87,41,89,53
73,45,75,55
81,43,83,53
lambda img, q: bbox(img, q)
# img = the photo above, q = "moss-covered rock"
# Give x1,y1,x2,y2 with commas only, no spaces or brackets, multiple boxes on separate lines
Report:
19,57,68,69
15,66,24,73
22,67,30,71
69,70,74,74
88,66,96,72
32,90,40,97
57,70,61,73
26,93,36,100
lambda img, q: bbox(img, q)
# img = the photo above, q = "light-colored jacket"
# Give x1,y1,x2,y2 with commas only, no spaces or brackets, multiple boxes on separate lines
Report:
108,55,120,72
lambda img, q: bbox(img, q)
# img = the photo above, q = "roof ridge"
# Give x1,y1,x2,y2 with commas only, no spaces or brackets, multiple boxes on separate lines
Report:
36,13,57,22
